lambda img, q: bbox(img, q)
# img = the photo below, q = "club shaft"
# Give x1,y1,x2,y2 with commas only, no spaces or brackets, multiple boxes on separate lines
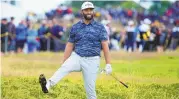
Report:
110,74,128,88
100,69,128,88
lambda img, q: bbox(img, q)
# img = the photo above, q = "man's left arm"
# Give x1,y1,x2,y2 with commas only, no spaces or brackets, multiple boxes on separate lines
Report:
101,40,111,64
100,25,112,74
101,40,112,74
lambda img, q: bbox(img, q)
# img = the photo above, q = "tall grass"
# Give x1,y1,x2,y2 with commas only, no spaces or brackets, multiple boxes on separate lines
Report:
1,51,179,99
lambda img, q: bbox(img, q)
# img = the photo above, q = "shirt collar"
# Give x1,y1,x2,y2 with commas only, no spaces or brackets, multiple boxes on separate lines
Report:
80,19,95,25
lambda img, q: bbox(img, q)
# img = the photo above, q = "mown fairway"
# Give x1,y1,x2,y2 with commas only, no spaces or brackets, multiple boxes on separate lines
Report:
1,51,179,99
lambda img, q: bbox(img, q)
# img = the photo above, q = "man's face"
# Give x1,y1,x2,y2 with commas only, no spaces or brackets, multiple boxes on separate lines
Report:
1,20,7,24
81,8,94,20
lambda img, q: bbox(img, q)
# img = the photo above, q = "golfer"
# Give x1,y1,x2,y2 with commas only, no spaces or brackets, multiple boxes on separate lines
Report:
39,2,112,99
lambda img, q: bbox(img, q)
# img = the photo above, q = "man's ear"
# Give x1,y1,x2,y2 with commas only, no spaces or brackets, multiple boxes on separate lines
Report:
80,10,84,17
80,10,83,15
93,10,95,15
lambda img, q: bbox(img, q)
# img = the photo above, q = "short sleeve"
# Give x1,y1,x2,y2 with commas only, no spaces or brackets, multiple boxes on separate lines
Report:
99,25,108,41
68,26,75,43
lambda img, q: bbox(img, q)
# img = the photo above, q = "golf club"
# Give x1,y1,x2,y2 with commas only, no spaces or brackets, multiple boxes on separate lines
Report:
100,69,128,88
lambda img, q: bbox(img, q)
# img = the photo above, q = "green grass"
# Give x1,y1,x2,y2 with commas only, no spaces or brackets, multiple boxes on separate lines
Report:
1,51,179,99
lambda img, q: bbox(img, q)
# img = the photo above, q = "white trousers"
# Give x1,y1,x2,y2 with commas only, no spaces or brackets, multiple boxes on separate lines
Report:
47,52,100,99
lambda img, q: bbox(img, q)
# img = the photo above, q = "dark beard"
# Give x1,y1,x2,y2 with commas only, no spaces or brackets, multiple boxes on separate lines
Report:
83,13,93,20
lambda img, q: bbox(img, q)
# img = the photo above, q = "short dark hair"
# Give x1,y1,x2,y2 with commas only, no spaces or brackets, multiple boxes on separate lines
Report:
2,18,7,21
10,17,14,20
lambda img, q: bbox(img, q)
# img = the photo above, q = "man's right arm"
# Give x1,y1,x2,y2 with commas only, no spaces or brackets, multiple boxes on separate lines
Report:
62,42,74,63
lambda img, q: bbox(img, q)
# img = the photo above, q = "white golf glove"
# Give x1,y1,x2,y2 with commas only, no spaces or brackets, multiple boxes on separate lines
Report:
105,64,112,75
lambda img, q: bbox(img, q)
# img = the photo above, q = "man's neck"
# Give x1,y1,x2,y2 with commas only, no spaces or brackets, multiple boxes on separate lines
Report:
83,19,91,25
